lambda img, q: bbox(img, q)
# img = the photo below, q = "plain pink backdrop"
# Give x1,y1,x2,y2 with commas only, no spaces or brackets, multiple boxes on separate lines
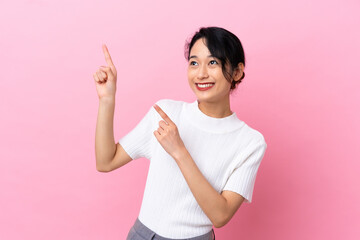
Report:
1,0,359,239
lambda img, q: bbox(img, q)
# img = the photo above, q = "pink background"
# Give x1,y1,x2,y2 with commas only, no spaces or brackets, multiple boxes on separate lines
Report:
1,0,359,239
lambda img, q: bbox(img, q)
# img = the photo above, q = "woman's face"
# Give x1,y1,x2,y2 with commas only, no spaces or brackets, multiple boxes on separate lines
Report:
187,38,232,104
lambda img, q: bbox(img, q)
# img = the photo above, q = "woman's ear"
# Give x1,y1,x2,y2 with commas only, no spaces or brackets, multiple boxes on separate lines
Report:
233,63,244,81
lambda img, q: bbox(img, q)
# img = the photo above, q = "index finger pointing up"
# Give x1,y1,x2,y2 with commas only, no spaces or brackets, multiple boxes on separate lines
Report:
102,44,114,66
153,104,174,125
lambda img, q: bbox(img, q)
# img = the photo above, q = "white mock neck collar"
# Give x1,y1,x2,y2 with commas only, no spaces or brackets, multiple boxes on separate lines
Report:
184,99,244,134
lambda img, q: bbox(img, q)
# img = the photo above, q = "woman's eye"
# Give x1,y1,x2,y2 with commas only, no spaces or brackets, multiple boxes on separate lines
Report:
209,60,218,65
190,61,198,66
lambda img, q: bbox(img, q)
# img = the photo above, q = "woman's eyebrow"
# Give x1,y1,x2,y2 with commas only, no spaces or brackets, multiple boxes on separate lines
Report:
189,55,214,59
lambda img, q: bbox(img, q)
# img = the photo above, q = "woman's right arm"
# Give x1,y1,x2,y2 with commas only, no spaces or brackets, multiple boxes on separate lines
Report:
94,44,132,172
95,98,132,172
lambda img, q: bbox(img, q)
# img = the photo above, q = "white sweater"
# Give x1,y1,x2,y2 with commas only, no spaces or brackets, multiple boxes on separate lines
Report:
119,99,267,239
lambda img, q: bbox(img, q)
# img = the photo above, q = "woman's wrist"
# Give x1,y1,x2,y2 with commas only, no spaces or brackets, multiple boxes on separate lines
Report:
99,96,116,105
173,146,190,163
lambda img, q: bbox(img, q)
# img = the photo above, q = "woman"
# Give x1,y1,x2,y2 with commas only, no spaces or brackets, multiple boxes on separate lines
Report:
94,27,267,240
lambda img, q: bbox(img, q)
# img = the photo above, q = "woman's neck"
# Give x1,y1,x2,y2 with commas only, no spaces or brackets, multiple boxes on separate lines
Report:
197,98,233,118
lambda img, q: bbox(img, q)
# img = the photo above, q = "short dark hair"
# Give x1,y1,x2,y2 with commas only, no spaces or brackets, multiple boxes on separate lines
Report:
184,27,246,92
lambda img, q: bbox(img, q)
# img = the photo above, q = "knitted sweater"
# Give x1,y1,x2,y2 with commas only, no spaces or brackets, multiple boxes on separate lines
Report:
119,99,267,239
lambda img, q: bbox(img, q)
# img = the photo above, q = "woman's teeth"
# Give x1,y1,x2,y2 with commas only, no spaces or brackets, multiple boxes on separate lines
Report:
197,83,214,88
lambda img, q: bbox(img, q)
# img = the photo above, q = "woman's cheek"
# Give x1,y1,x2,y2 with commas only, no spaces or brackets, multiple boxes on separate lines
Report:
187,70,195,81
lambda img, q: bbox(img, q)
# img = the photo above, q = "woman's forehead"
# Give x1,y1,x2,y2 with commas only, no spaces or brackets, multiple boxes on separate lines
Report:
190,39,211,57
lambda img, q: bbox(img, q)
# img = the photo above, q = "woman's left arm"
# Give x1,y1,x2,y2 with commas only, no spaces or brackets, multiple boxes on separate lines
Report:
153,104,245,228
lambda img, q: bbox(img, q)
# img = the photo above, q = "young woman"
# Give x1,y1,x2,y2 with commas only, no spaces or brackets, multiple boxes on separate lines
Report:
94,27,267,240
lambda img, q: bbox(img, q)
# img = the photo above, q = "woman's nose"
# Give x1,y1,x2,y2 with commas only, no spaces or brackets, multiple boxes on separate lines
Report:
197,65,209,79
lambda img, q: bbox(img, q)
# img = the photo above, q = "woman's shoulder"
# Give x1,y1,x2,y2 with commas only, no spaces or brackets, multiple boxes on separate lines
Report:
240,122,267,146
154,98,187,111
153,98,186,119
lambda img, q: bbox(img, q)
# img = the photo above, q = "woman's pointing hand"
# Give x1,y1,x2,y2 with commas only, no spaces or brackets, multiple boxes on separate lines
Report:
93,44,118,100
153,104,187,161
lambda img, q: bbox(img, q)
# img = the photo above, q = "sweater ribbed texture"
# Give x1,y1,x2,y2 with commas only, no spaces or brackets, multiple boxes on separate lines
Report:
119,99,267,239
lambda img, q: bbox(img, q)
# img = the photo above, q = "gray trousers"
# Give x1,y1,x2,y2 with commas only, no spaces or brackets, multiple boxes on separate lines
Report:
126,217,215,240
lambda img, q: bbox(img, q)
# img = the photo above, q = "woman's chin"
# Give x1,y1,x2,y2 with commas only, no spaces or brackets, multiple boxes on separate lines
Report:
194,94,215,103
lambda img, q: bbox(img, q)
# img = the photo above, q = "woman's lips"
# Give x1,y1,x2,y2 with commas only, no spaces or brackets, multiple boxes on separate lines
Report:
196,83,215,91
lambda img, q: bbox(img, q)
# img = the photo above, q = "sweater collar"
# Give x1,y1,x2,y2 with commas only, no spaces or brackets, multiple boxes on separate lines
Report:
184,99,244,134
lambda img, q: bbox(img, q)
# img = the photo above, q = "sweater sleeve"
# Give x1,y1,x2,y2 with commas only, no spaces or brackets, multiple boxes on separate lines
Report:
222,139,267,203
118,104,156,161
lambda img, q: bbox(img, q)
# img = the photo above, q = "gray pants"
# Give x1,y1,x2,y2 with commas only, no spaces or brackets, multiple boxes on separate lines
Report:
126,217,215,240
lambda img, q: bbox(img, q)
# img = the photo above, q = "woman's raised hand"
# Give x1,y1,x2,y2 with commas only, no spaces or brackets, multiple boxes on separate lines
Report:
93,44,117,100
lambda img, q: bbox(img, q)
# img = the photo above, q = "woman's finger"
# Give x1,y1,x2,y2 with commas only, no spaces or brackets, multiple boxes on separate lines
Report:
101,63,116,77
96,71,104,82
102,44,115,67
154,130,160,139
97,70,104,82
93,73,100,83
153,104,174,126
159,120,168,130
99,66,114,80
157,127,165,135
101,45,117,77
99,68,108,79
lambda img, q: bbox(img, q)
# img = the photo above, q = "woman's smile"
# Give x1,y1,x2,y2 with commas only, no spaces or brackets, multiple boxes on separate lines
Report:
195,82,215,91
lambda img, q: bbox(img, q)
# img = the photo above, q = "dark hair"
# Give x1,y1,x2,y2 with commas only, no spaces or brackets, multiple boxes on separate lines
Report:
184,27,246,92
